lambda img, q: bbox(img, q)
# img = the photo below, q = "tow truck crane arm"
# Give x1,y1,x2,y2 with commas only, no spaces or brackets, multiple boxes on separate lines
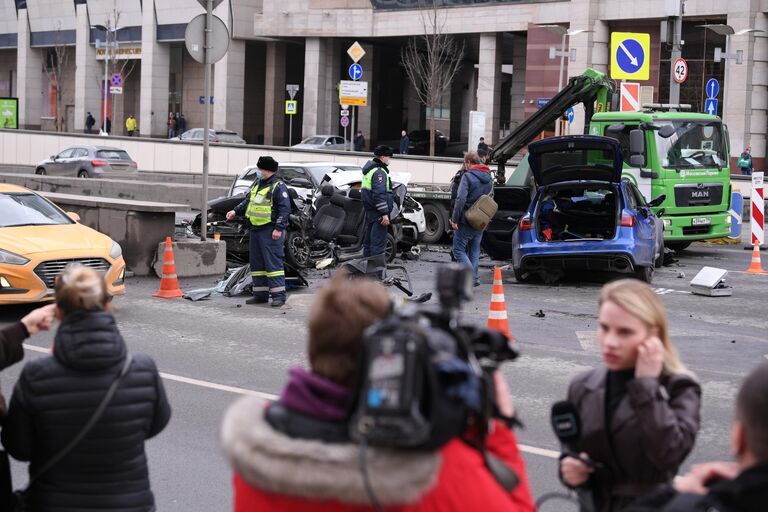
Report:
488,68,616,183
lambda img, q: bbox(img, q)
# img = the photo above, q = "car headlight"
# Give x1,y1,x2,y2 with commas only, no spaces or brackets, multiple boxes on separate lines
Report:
109,241,123,259
0,249,30,265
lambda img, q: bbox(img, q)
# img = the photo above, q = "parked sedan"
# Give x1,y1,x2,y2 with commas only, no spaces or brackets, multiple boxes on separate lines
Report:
291,135,350,151
175,128,246,144
0,184,126,304
228,162,362,197
35,146,138,178
507,136,664,283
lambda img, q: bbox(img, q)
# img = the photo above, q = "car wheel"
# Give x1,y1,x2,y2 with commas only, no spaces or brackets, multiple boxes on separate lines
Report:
35,167,46,175
421,203,446,244
78,170,89,178
666,241,691,252
285,231,311,269
385,233,396,263
634,265,654,283
513,267,529,283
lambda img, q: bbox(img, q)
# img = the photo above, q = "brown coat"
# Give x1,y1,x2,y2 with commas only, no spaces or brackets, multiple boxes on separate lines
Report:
0,322,27,420
566,368,701,512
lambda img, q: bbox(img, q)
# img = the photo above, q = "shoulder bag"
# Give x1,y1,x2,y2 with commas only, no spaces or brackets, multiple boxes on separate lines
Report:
464,186,498,231
11,355,133,511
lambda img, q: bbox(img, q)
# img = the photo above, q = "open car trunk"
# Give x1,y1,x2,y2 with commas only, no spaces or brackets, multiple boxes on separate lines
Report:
536,184,619,242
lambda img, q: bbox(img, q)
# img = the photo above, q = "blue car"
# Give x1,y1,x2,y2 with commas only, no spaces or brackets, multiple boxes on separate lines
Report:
510,136,664,283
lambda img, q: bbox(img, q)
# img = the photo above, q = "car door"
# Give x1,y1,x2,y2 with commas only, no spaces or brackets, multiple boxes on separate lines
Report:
330,137,346,150
69,147,90,176
624,181,656,264
50,148,75,176
481,185,533,261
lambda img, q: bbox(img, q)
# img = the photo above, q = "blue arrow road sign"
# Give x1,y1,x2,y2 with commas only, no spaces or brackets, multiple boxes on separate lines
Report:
566,107,575,124
706,78,719,99
615,39,645,75
349,63,363,81
705,98,718,116
536,98,551,108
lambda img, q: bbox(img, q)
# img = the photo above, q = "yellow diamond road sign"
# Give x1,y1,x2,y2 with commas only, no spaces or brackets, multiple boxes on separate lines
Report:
610,32,650,81
347,41,366,63
285,100,297,115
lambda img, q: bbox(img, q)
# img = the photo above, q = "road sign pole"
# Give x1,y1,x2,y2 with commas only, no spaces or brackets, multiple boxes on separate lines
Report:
723,35,731,124
201,0,213,241
668,2,683,109
289,115,293,147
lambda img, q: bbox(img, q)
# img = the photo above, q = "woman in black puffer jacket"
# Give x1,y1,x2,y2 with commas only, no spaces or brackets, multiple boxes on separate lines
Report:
2,264,171,512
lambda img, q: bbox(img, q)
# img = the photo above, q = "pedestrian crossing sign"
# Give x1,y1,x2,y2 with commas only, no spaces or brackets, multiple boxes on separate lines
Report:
285,100,297,115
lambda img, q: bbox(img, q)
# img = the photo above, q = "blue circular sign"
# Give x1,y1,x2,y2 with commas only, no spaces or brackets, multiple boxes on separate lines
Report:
340,115,350,127
348,63,363,81
706,78,719,99
566,107,575,124
615,39,645,75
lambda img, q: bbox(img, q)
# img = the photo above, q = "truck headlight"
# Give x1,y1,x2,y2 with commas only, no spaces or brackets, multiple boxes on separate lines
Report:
0,249,30,265
109,241,123,259
662,219,672,228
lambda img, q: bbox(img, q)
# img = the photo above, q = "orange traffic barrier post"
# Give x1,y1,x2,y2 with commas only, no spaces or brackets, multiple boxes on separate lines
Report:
153,237,184,298
487,266,516,342
745,244,768,275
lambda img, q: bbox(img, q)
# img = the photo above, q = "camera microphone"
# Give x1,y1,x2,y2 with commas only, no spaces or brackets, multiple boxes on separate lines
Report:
550,400,602,471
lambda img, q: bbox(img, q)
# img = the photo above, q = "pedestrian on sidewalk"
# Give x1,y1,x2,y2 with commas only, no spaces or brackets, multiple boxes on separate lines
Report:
85,112,95,134
450,151,493,286
177,114,187,135
125,114,137,137
399,130,410,155
2,264,171,512
738,146,753,176
558,279,701,512
354,130,365,152
167,113,177,139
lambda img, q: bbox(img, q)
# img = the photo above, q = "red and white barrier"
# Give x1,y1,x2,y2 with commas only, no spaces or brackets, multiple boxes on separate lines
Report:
752,172,765,247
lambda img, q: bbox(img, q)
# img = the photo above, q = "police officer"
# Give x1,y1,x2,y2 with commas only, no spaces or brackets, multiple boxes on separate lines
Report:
226,156,291,307
361,145,395,258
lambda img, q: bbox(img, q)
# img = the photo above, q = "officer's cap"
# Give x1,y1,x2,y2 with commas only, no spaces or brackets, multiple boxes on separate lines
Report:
257,156,279,173
374,145,394,157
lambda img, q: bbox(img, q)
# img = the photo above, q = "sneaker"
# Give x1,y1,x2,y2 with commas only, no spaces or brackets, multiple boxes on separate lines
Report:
271,299,286,308
246,297,268,305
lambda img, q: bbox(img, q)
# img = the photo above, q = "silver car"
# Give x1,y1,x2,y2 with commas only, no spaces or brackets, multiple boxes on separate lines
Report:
291,135,350,151
228,162,362,197
175,128,246,144
35,146,138,178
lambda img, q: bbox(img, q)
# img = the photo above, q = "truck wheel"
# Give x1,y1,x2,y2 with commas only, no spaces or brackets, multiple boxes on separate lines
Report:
421,203,446,244
666,241,691,252
634,265,654,283
285,231,311,269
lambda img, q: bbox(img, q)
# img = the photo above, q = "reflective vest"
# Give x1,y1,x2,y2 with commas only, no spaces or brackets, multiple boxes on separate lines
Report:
245,180,280,227
361,167,391,192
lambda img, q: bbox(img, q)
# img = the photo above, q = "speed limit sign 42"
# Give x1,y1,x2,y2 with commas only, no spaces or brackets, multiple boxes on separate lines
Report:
673,58,688,84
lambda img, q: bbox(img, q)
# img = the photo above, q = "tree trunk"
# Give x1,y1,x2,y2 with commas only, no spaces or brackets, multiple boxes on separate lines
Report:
429,116,435,157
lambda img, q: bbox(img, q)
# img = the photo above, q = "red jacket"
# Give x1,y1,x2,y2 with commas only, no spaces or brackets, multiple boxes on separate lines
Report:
221,396,535,512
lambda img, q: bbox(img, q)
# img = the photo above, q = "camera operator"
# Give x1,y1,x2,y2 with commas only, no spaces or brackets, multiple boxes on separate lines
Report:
559,279,701,512
220,270,534,511
625,360,768,512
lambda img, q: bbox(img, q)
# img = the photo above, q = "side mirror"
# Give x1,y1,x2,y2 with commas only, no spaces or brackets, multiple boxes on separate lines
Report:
659,125,676,138
51,155,57,161
647,194,666,208
630,155,646,167
606,123,625,136
66,211,81,222
629,129,646,167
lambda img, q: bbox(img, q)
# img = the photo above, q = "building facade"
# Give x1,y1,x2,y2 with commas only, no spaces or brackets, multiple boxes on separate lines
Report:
0,0,766,168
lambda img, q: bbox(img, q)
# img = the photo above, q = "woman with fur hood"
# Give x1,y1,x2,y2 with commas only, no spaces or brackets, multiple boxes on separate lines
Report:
221,271,535,512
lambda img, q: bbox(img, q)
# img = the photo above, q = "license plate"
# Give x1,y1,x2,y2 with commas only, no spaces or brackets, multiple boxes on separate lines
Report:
692,217,711,226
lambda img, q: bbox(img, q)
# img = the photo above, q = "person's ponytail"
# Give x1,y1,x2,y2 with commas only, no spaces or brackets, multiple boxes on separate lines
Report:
55,264,109,316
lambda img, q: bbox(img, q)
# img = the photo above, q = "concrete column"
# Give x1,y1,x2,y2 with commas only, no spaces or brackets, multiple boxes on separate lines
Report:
213,39,245,132
726,6,767,169
509,34,527,133
476,33,502,144
264,41,286,145
16,9,43,130
140,0,170,137
302,38,324,138
74,3,100,133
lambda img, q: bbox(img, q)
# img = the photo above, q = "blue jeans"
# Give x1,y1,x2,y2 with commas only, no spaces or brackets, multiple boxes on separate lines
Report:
452,223,482,285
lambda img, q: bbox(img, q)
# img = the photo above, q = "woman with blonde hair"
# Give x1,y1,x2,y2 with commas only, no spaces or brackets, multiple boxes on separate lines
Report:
558,278,701,512
2,264,171,512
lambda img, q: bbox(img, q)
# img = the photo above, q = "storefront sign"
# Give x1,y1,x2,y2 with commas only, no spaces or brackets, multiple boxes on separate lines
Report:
96,47,142,60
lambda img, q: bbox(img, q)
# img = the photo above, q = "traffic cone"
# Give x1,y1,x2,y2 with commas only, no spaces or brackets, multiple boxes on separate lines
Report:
153,237,184,298
487,266,516,342
745,244,768,274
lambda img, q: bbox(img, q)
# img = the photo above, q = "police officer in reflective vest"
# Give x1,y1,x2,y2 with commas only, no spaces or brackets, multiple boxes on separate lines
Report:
226,156,291,307
361,145,395,258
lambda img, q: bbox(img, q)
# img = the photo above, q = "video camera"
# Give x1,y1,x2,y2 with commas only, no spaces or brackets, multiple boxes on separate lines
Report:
349,264,520,495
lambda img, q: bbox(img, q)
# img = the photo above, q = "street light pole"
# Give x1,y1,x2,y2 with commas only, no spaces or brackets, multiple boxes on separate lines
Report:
201,0,213,241
667,0,683,107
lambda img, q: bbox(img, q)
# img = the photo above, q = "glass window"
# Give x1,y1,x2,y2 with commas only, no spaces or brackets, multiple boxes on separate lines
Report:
655,120,728,169
604,124,644,166
0,192,73,227
96,149,131,160
301,137,325,145
57,148,74,159
71,148,88,158
277,167,309,183
306,166,338,185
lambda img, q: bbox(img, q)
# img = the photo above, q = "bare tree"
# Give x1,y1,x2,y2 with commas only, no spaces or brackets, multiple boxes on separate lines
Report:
44,24,72,131
400,0,464,156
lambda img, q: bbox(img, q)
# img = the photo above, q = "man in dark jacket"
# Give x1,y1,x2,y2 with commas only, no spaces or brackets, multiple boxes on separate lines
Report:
399,130,410,155
450,152,492,286
361,145,395,258
354,131,365,152
0,305,55,419
626,361,768,512
227,155,292,307
85,112,95,134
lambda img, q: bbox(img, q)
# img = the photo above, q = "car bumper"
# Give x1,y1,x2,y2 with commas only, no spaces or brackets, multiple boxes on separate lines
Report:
660,212,731,241
518,252,638,273
513,234,646,273
0,253,126,305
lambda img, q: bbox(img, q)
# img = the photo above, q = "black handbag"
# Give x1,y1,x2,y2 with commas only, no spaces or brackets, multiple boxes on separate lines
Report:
11,355,133,511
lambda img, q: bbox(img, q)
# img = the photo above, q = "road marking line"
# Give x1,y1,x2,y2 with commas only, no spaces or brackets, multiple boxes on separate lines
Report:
22,343,560,460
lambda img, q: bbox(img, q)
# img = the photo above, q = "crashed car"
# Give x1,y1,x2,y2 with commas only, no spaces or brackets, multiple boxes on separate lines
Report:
509,136,664,283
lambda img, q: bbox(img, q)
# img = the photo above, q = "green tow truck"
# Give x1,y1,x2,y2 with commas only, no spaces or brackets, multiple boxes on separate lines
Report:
472,68,733,259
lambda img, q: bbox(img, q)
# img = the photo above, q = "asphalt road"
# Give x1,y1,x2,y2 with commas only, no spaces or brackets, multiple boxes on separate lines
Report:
1,239,766,511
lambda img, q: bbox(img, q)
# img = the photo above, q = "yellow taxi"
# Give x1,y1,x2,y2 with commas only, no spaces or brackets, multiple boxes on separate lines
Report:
0,184,126,305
